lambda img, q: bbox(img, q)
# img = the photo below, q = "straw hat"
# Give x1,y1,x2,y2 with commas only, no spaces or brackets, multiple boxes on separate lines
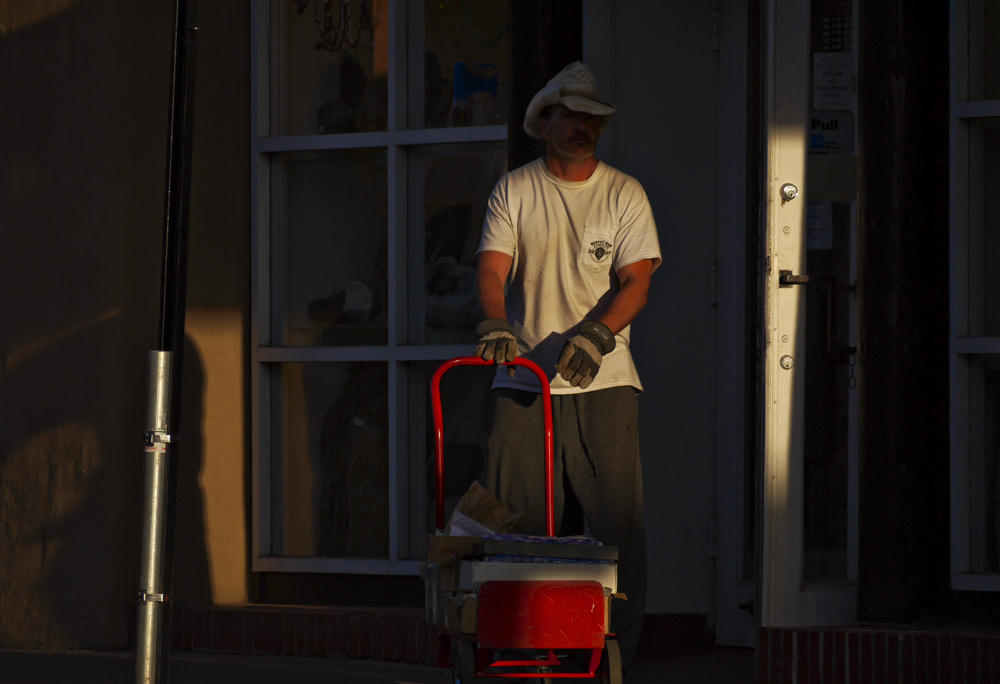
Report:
523,62,616,140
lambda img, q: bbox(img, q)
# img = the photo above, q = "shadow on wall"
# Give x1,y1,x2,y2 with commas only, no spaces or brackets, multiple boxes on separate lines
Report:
0,317,211,648
169,337,213,608
0,0,249,649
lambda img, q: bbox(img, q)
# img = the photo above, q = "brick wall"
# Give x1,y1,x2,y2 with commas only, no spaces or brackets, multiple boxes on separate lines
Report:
758,627,1000,683
130,606,439,664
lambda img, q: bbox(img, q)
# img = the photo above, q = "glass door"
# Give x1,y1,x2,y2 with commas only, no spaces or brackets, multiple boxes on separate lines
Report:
758,0,859,626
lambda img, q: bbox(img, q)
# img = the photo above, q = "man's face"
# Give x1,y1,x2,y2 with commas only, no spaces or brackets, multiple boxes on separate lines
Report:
538,105,601,161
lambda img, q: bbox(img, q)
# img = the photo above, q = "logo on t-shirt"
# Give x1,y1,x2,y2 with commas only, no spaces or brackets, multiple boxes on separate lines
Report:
587,240,613,264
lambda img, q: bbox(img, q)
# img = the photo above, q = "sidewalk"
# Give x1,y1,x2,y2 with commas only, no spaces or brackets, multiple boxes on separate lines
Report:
628,647,756,683
0,650,446,684
0,646,755,684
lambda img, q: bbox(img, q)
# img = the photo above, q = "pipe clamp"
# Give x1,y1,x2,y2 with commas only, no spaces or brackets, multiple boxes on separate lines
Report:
138,591,171,604
143,432,173,447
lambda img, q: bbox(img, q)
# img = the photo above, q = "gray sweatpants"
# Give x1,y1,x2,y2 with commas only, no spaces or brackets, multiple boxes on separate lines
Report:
485,386,647,670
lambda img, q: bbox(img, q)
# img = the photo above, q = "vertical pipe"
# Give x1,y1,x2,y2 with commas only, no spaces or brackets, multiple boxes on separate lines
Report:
137,352,173,684
136,0,198,680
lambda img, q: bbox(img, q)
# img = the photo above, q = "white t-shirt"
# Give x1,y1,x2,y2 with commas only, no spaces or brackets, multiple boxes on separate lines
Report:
477,157,661,394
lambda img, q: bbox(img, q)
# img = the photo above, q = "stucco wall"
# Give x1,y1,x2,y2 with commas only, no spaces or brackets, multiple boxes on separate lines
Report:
619,1,719,618
588,0,720,620
0,0,249,648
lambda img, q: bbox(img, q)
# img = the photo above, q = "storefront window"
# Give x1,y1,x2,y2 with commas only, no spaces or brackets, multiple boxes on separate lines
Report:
802,203,853,583
274,362,389,558
966,121,1000,573
972,118,1000,337
280,0,390,136
969,0,1000,101
280,149,388,346
408,141,506,345
801,0,857,584
969,355,1000,572
951,0,1000,589
420,0,508,129
407,361,496,559
253,0,510,573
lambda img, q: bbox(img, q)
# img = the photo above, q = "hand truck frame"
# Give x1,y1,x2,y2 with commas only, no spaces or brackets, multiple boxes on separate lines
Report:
428,356,623,684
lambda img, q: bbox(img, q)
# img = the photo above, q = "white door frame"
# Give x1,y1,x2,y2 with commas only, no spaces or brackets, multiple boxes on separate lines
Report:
759,0,811,626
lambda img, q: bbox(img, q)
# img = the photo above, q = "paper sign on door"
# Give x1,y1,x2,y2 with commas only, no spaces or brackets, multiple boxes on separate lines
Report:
813,53,852,111
807,200,833,250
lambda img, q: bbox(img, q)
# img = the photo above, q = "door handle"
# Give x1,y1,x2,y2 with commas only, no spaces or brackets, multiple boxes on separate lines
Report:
778,270,835,287
778,271,857,361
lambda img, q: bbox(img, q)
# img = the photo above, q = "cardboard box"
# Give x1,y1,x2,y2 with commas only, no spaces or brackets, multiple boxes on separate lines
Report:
461,595,477,634
606,593,626,633
442,592,478,634
426,534,480,565
443,593,462,631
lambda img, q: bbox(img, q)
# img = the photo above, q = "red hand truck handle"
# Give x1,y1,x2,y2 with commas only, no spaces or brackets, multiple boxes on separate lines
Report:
430,356,555,537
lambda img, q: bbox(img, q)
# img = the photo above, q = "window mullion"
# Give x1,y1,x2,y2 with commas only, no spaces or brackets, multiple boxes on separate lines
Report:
387,0,408,563
273,0,288,138
950,0,969,584
388,358,400,563
251,0,269,564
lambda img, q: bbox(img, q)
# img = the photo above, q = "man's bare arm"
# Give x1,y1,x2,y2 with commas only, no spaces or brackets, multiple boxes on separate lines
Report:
477,250,514,321
555,259,654,388
597,259,654,334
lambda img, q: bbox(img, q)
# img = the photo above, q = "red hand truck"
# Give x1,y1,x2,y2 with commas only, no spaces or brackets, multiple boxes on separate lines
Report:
428,356,623,684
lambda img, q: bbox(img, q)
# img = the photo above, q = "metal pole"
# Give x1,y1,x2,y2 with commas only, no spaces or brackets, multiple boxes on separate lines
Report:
137,352,173,684
136,0,198,680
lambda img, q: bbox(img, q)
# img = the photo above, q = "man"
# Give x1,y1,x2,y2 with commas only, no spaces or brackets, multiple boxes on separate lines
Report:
474,62,661,671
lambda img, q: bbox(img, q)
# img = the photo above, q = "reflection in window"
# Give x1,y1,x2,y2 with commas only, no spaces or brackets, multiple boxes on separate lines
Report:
260,0,517,567
279,149,388,346
283,0,390,136
967,123,1000,574
802,202,852,583
422,0,509,128
975,118,1000,336
408,361,496,558
971,356,1000,572
277,362,388,558
409,142,506,345
970,0,1000,101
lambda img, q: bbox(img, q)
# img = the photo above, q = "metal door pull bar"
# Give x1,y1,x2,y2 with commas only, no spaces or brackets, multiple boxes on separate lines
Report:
778,270,836,287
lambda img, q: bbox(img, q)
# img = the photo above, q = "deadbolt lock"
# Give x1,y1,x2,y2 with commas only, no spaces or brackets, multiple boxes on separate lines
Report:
780,183,799,200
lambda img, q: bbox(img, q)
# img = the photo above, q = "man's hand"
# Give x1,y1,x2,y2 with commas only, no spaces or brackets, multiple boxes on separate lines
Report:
475,319,518,377
556,320,616,389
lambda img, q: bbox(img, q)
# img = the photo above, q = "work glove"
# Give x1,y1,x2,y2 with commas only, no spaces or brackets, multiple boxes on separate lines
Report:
555,320,616,389
475,318,518,377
